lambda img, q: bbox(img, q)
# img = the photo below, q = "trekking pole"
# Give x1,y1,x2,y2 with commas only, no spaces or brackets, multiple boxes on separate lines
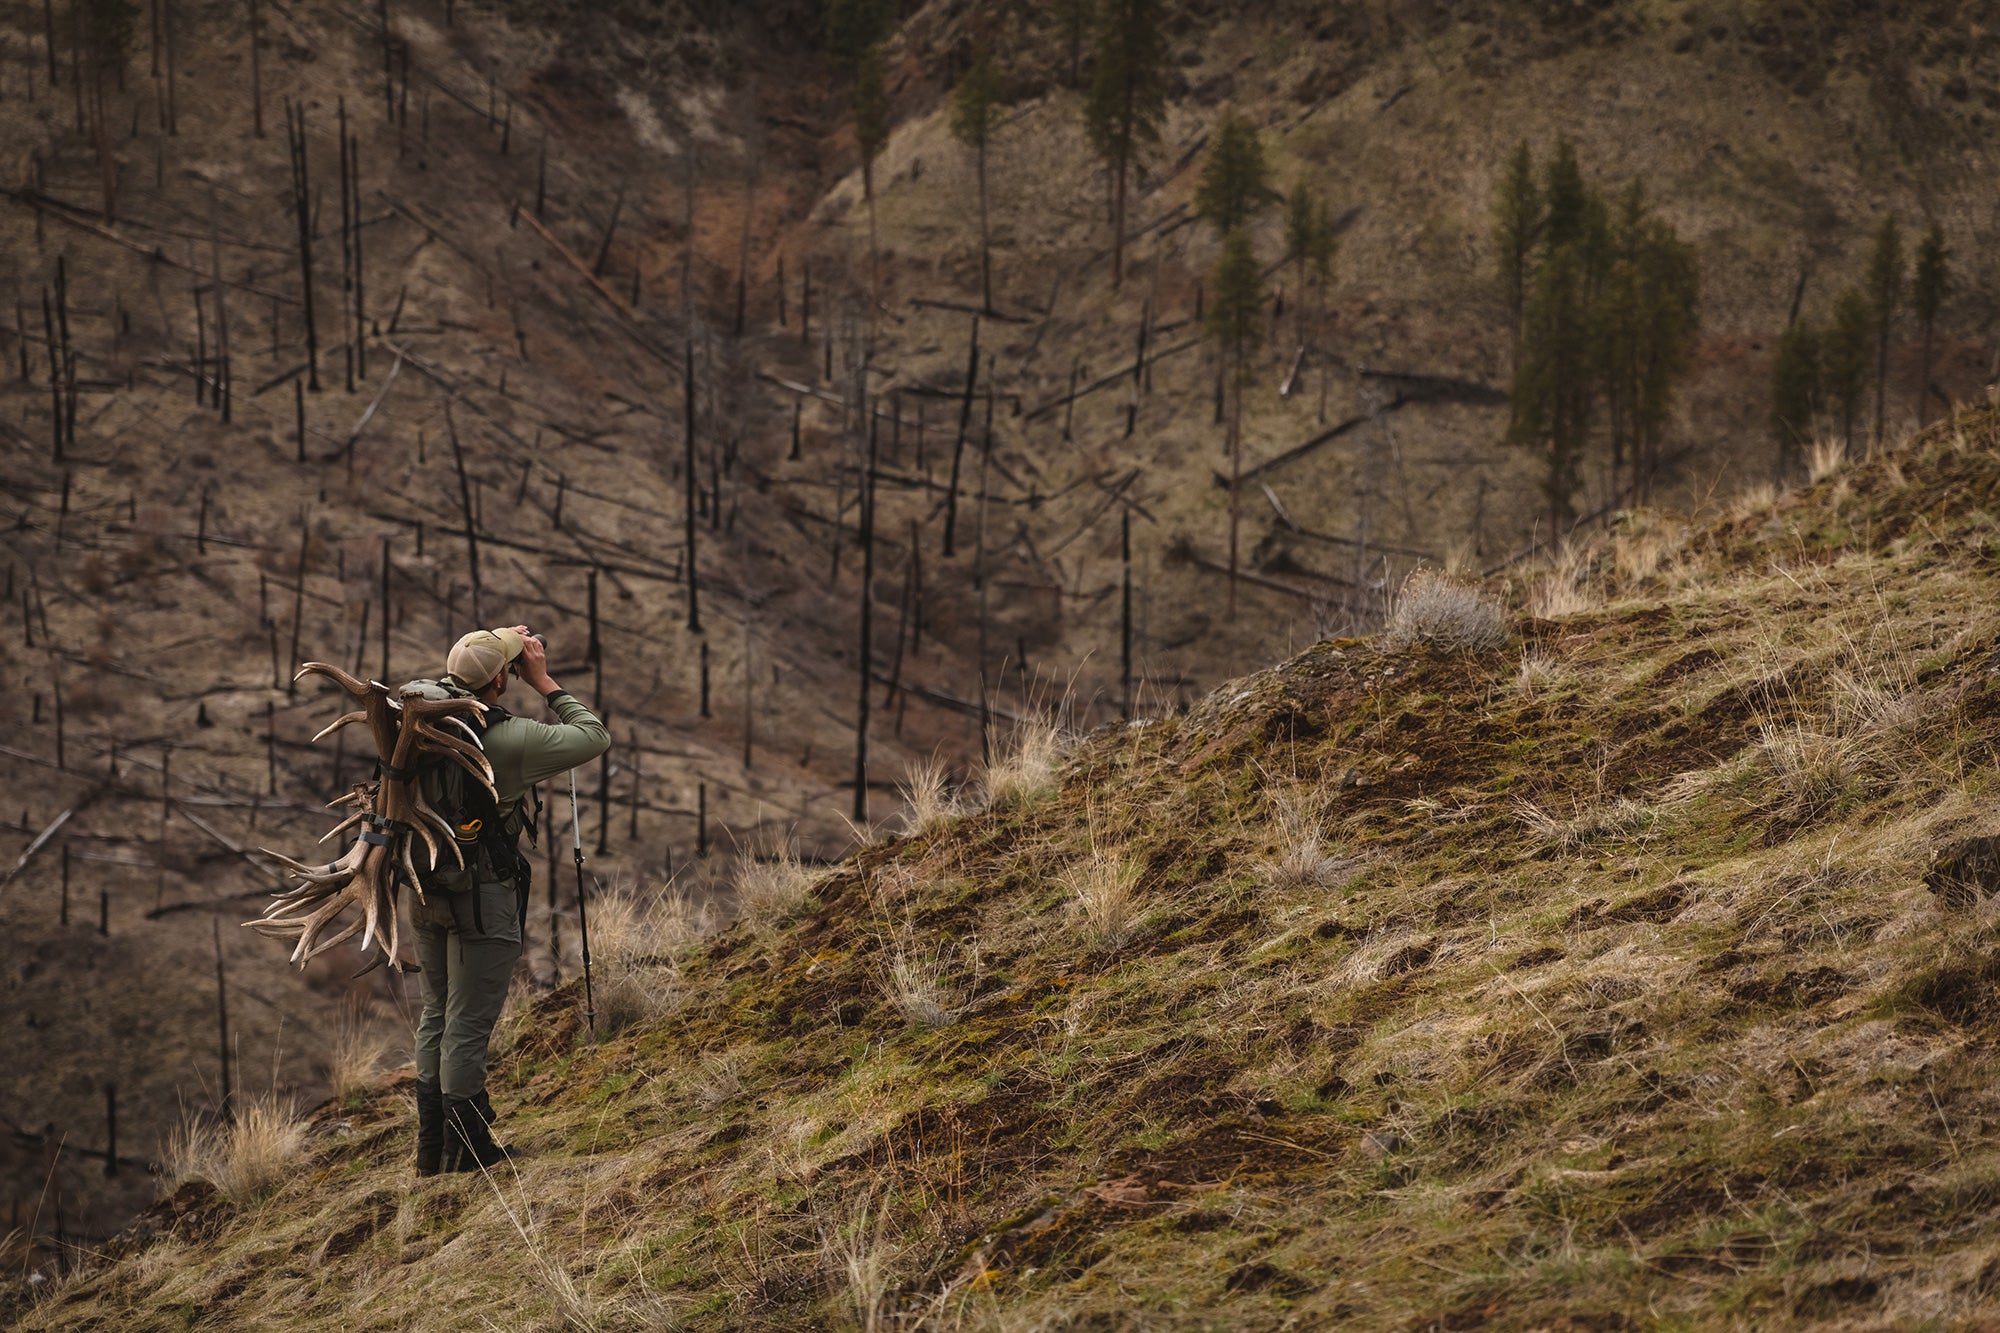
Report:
568,769,596,1036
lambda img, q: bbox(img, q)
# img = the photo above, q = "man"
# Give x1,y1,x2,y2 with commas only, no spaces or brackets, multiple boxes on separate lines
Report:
413,625,608,1176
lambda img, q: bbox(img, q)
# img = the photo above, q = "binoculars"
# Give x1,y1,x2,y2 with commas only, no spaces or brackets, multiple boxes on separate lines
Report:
510,632,547,674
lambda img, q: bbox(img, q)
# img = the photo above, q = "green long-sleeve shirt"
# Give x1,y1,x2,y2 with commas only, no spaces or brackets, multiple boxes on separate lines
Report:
483,690,610,806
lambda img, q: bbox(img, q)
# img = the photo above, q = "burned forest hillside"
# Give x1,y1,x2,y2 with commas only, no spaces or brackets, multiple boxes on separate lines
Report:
6,0,2000,1297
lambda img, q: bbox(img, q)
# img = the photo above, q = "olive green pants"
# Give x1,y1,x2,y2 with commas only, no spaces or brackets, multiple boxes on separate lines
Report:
412,873,524,1099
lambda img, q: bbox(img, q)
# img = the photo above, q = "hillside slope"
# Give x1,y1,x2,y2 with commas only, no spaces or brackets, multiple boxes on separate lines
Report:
7,0,2000,1285
19,403,2000,1328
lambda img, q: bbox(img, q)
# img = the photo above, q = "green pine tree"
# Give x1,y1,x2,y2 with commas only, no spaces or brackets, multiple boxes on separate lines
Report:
1307,197,1338,290
80,0,139,222
1303,194,1338,349
1912,223,1949,428
1624,215,1704,496
1207,228,1263,619
1207,229,1265,386
1054,0,1094,87
1619,193,1699,500
1510,239,1597,537
1194,109,1272,239
951,48,1003,312
1823,286,1874,453
824,0,896,68
1770,320,1822,476
1498,144,1700,521
1543,139,1591,251
1600,182,1648,488
1284,178,1316,298
1084,0,1169,288
1492,141,1541,366
80,0,138,69
1285,178,1336,341
1866,213,1903,445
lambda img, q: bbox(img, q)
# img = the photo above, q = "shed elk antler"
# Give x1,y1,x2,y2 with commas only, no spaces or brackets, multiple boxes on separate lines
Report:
247,663,495,973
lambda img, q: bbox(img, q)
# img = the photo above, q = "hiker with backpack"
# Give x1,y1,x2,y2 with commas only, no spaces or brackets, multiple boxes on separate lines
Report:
412,625,609,1175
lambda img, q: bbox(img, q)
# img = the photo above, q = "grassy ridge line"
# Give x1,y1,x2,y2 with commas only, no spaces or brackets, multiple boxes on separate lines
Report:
23,409,2000,1329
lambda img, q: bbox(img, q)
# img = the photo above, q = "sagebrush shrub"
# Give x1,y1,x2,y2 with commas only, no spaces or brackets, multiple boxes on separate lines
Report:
1382,570,1507,652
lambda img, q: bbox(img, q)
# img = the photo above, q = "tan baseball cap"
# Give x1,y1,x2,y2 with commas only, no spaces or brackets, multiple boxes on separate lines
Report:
445,627,527,690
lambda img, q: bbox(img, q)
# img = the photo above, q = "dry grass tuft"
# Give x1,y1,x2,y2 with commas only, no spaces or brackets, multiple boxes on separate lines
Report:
586,881,711,1034
883,942,971,1027
480,1166,635,1332
594,967,683,1037
324,1001,387,1104
1725,479,1780,523
732,844,819,930
1514,647,1569,697
1381,568,1507,651
1528,544,1595,620
1808,436,1847,484
896,758,962,835
1755,723,1859,820
981,718,1068,810
166,1094,308,1202
1740,653,1956,821
688,1049,745,1110
590,880,712,967
1517,794,1661,852
818,1193,899,1333
1064,851,1144,951
1827,666,1930,741
1610,515,1685,586
1259,794,1348,891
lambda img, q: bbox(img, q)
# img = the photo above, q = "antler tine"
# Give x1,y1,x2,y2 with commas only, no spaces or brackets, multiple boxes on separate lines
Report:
318,810,368,845
279,894,353,963
310,710,369,745
294,662,377,701
442,716,485,747
384,896,409,971
298,916,366,963
356,863,386,958
409,789,461,872
411,724,498,789
260,847,356,881
396,838,423,909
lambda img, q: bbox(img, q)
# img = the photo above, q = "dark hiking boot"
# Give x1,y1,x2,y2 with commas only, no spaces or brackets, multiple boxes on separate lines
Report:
415,1080,445,1178
441,1095,509,1173
471,1089,497,1125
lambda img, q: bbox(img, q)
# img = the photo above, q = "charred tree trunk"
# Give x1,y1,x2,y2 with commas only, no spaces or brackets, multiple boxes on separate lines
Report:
942,316,979,557
248,0,263,136
285,100,321,391
444,402,481,625
853,396,876,824
1121,507,1133,719
683,343,701,632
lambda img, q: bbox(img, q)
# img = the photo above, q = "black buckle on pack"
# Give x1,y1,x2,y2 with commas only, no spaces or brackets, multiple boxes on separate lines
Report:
358,813,406,847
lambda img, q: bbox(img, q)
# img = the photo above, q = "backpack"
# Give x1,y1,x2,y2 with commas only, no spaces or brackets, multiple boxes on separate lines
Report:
398,679,536,929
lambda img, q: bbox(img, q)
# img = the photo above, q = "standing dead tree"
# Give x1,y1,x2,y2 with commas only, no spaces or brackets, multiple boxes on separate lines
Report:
942,315,979,557
284,98,321,391
853,385,877,823
682,341,701,633
444,401,481,625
